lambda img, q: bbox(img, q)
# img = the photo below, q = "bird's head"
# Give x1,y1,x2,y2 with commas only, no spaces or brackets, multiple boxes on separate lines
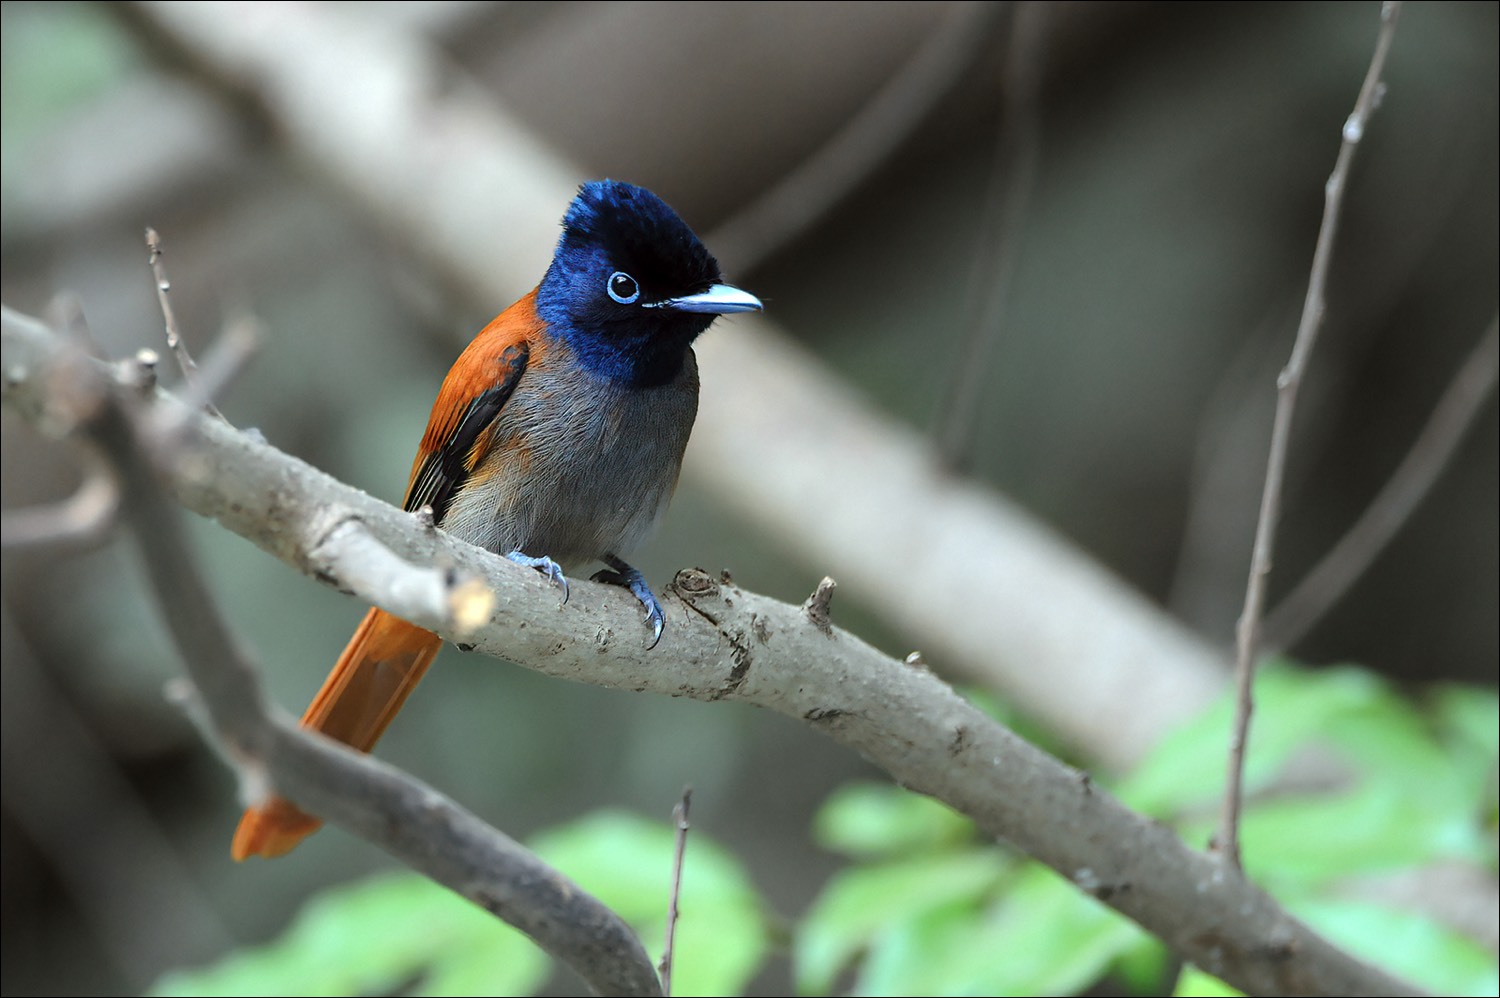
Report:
537,180,761,388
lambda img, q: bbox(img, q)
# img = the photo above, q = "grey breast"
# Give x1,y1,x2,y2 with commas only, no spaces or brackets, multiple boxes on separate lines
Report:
442,349,701,571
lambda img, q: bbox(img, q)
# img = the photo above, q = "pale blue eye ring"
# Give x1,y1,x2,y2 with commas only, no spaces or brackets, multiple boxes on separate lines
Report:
607,271,640,304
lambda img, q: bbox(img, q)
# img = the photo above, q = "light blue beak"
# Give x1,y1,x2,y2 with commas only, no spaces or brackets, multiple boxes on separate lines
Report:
650,284,763,315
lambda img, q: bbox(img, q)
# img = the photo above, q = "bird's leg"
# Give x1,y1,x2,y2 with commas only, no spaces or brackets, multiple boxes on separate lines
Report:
593,553,666,647
506,550,569,603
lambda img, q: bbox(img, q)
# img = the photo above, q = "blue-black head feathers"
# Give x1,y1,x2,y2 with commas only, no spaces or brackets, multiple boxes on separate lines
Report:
537,180,760,387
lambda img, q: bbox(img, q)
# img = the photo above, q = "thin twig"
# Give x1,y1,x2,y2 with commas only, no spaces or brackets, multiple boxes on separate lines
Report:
3,299,127,550
161,311,260,434
46,292,97,352
705,1,1007,274
0,442,120,550
1263,314,1499,651
1216,0,1402,870
658,787,693,997
145,226,224,420
935,1,1046,472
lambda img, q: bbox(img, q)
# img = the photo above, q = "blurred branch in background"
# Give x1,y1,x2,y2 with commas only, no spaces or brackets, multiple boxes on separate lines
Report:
1263,313,1500,651
1,606,234,983
705,0,1009,275
935,0,1046,472
1168,314,1288,634
0,435,118,550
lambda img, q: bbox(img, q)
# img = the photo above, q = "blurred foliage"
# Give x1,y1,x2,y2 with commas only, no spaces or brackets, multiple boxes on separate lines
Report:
0,1,137,189
150,872,550,998
151,663,1496,996
152,811,772,997
797,663,1498,997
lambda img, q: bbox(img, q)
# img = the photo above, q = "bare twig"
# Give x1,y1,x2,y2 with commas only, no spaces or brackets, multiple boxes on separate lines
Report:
2,298,125,550
43,293,93,350
1217,1,1403,870
145,226,224,420
1263,314,1500,651
159,311,260,434
658,787,693,997
2,306,1421,996
935,1,1047,472
705,1,1008,274
0,442,119,550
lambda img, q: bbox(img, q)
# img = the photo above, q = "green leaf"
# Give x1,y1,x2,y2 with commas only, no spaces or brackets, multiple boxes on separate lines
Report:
533,810,770,997
1431,685,1500,851
1121,663,1418,816
150,873,547,997
948,864,1151,996
849,903,982,996
1317,680,1452,788
824,863,1151,996
795,850,1009,994
1290,898,1499,997
1434,686,1500,760
1112,935,1174,995
1173,965,1244,997
156,809,771,998
1240,776,1488,883
813,781,976,858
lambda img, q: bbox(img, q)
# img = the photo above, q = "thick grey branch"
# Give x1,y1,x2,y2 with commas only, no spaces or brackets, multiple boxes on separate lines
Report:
4,306,1419,997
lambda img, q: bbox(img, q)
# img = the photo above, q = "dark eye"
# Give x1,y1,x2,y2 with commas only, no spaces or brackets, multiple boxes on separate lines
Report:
607,271,640,304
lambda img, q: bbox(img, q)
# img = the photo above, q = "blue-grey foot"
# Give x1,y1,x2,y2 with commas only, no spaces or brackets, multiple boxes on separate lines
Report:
593,554,665,647
506,550,569,603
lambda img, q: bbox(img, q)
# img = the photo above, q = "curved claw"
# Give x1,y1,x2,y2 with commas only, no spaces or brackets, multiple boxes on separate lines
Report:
506,550,569,604
597,555,666,648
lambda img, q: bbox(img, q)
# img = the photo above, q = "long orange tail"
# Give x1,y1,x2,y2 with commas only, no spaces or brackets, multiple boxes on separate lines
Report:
231,608,444,860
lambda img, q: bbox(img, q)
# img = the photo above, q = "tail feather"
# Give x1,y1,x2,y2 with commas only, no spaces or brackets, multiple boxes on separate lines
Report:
231,608,444,860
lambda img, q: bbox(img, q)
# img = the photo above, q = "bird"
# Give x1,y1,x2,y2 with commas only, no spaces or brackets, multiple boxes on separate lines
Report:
231,180,761,859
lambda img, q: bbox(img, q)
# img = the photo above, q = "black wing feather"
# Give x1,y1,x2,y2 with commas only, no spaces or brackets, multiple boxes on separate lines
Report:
404,342,529,522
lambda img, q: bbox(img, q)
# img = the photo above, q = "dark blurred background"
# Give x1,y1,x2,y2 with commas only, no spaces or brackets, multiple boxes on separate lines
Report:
2,2,1495,994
